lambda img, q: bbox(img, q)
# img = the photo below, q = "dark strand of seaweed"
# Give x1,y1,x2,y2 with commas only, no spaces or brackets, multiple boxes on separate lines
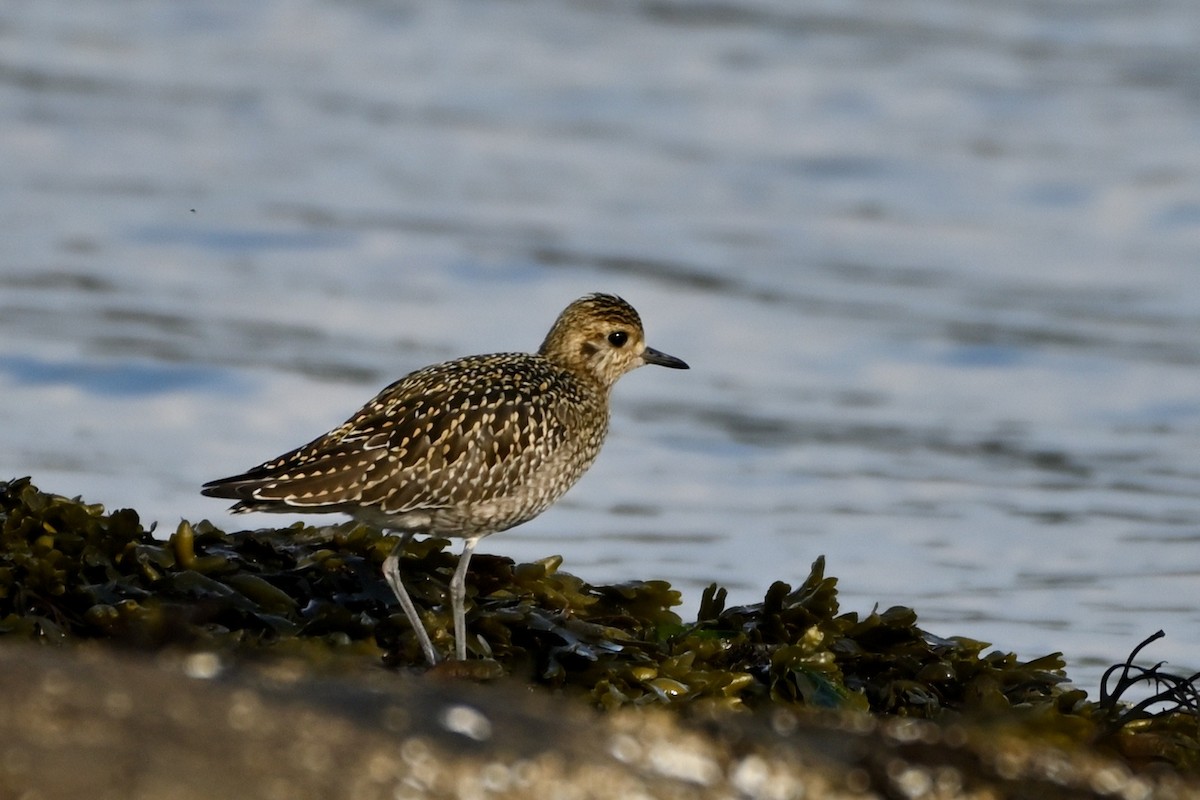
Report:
1097,630,1200,735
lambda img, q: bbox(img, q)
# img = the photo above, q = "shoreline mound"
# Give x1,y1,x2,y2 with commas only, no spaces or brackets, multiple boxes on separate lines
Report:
1,476,1196,797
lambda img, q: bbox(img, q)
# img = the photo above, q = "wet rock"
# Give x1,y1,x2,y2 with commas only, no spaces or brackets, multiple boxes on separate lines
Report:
1,476,1198,795
1,643,1194,800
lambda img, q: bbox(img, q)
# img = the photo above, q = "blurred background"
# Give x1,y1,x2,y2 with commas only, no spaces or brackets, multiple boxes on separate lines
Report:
2,0,1198,693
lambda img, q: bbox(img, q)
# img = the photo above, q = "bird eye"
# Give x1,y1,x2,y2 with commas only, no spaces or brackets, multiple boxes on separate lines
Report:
607,331,629,347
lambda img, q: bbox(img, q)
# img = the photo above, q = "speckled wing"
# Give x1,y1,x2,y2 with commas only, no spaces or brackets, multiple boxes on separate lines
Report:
201,354,603,526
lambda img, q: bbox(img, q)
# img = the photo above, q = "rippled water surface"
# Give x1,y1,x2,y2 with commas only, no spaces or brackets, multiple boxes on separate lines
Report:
3,0,1199,693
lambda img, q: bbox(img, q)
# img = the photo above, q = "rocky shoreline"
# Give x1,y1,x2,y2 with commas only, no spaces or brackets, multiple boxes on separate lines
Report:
1,477,1196,798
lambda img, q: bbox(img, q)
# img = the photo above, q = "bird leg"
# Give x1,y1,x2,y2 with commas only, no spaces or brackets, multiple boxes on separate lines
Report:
382,532,439,666
449,536,481,661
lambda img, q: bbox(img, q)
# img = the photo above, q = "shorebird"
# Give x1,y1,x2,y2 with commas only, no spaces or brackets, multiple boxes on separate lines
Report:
202,293,688,664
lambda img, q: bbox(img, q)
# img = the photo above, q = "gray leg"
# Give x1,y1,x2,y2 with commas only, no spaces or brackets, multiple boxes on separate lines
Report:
449,536,481,661
382,532,439,666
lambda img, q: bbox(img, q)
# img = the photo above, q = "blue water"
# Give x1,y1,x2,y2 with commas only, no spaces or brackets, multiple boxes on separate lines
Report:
2,0,1198,695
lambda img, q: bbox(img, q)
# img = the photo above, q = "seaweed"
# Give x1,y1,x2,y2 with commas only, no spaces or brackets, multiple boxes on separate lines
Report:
1091,630,1200,770
1,476,1197,775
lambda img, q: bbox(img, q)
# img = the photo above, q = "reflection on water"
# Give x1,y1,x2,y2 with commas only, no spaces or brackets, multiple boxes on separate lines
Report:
2,0,1198,693
0,354,234,396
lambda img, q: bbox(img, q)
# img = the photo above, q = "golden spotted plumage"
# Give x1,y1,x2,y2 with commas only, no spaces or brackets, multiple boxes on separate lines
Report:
202,293,688,664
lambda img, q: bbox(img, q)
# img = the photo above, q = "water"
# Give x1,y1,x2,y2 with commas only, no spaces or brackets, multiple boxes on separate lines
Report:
2,0,1198,696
